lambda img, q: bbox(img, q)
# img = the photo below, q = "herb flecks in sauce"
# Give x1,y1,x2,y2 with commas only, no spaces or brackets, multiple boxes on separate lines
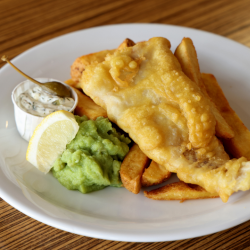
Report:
17,86,74,117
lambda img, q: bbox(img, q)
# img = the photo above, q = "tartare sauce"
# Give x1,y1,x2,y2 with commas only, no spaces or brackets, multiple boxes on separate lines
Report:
17,86,75,117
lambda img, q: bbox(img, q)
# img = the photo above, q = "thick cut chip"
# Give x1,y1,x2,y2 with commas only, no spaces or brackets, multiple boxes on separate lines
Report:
142,160,171,187
72,87,107,120
117,38,136,50
144,181,219,201
80,37,250,202
202,73,250,160
64,79,80,88
174,37,234,139
120,144,150,194
71,38,135,85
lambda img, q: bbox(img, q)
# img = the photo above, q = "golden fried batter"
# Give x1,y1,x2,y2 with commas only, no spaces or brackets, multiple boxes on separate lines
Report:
80,37,250,202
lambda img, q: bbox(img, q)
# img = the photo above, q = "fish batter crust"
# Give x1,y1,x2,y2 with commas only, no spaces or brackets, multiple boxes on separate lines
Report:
80,37,250,202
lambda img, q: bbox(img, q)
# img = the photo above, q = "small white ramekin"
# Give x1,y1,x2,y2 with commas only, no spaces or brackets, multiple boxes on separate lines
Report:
11,78,78,141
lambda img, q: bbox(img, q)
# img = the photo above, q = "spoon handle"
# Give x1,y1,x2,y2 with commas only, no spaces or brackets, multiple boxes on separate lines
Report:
1,55,44,87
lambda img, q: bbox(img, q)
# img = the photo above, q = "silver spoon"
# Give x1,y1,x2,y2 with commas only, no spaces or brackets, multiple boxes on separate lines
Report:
1,55,72,98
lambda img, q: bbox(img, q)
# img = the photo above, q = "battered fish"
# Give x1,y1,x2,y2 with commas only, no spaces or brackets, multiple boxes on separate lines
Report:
80,37,250,202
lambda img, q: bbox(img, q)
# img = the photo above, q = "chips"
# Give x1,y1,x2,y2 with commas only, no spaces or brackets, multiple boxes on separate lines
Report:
72,87,108,120
120,144,150,194
142,161,171,187
144,181,219,202
202,73,250,160
174,38,234,139
68,36,250,202
117,38,136,50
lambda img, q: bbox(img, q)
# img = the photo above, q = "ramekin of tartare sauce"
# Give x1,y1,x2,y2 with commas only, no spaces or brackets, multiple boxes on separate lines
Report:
12,78,78,141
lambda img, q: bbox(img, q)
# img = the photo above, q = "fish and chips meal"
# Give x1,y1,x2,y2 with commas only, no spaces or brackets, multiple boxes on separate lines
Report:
25,36,250,203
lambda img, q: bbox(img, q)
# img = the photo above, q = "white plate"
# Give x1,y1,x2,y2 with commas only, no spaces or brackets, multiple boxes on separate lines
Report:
1,24,250,242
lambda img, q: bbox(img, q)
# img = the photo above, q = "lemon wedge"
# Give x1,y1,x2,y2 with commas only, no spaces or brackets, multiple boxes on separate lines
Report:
26,110,79,173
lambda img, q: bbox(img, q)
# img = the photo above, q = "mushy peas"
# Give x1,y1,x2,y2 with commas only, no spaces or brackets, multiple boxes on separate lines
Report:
52,115,131,193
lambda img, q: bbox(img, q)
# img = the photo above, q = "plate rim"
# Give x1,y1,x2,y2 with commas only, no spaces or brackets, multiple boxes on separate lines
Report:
1,23,250,242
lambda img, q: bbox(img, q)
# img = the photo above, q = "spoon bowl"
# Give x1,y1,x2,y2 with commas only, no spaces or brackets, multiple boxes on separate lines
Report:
40,80,72,97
